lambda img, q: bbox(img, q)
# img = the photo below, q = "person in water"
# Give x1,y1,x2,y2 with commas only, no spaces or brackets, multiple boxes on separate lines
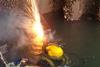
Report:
37,43,70,67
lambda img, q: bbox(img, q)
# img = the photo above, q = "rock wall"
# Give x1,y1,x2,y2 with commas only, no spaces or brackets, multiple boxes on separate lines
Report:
63,0,87,21
98,5,100,21
98,1,100,21
71,0,86,20
63,0,100,21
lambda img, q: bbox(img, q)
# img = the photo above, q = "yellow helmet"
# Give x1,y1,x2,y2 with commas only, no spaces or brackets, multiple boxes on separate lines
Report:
46,43,64,59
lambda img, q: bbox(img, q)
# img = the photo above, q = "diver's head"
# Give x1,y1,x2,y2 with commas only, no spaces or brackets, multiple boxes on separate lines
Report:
46,43,64,59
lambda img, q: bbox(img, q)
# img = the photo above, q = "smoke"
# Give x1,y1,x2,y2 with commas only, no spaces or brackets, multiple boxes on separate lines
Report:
0,0,34,45
0,0,38,63
0,10,34,46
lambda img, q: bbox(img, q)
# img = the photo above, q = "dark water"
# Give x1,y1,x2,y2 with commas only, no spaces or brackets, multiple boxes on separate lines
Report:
44,10,100,67
62,22,100,67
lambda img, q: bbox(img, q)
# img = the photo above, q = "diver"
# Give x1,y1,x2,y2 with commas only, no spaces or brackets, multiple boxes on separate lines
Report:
38,43,70,67
17,43,70,67
6,43,70,67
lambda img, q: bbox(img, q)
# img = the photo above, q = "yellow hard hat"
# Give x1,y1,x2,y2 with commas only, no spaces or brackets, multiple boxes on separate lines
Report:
46,44,64,59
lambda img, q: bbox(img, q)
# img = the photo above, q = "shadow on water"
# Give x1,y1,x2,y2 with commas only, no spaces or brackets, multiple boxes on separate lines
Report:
43,10,100,67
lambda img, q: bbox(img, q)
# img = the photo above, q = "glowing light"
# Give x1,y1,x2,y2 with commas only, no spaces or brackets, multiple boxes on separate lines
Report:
32,22,44,46
31,0,44,46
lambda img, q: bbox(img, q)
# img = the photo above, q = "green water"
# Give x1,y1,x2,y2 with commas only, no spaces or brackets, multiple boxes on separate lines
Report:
44,11,100,67
60,22,100,67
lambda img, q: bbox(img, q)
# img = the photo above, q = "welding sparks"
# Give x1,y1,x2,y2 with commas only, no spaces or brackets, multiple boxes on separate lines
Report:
31,0,44,46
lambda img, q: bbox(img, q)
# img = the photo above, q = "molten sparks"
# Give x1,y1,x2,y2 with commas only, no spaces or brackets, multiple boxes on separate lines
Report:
31,0,44,46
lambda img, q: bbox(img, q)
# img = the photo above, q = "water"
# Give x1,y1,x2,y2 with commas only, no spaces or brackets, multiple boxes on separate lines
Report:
43,10,100,67
62,22,100,67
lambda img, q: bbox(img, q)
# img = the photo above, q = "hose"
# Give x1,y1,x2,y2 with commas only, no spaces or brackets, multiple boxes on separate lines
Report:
41,56,56,67
61,55,71,66
41,55,70,67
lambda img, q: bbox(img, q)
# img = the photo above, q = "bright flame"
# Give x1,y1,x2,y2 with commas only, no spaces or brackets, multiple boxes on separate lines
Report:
31,0,44,46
